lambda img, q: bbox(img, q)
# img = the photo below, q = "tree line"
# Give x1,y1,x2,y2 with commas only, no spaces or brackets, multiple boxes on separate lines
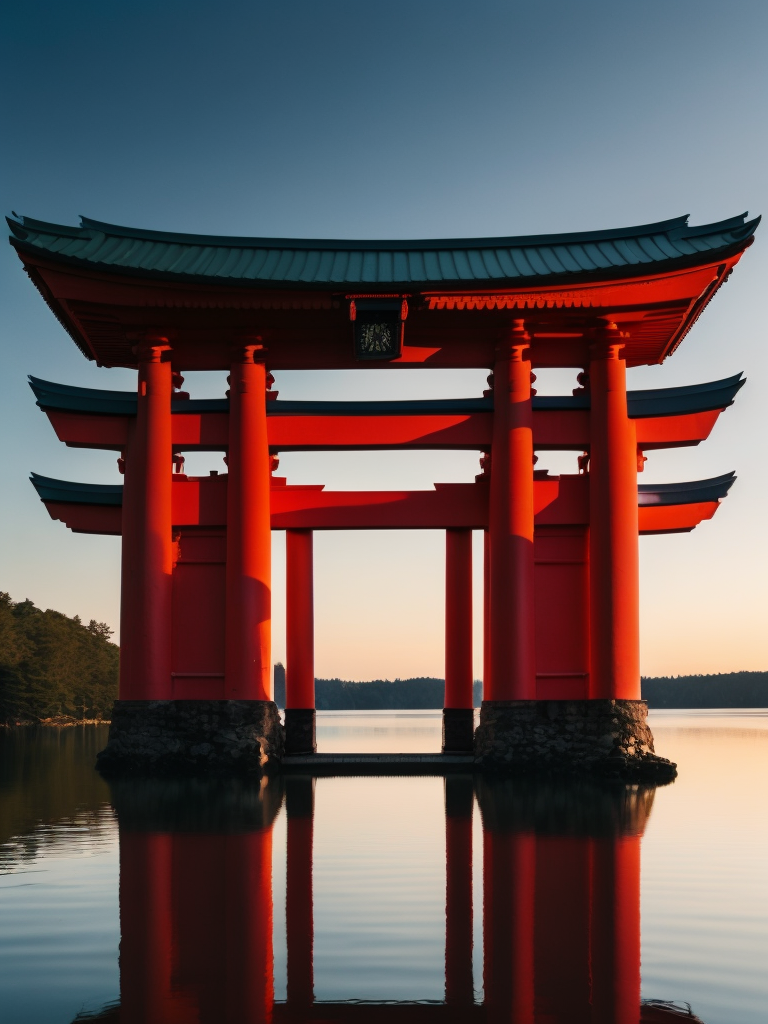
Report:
274,663,768,710
0,593,118,724
1,593,765,723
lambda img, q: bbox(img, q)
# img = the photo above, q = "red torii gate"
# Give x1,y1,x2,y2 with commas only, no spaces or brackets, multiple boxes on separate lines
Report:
10,210,757,773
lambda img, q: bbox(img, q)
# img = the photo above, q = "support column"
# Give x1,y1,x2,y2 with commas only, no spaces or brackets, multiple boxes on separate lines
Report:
119,339,173,700
119,832,174,1024
285,529,316,754
99,342,283,772
588,323,640,700
286,776,315,1012
483,827,535,1023
443,528,474,753
444,775,474,1006
225,344,272,701
590,835,641,1024
487,320,536,702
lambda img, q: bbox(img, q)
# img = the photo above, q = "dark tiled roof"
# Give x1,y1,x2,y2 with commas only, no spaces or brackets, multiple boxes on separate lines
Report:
8,212,759,288
30,473,123,506
31,472,736,509
28,374,745,420
637,472,735,506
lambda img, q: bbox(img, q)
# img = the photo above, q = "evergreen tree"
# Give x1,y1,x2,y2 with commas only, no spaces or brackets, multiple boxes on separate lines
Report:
0,593,118,723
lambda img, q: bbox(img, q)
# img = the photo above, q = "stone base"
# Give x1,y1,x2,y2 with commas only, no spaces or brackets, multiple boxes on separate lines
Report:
96,700,284,777
474,700,676,782
284,708,317,755
442,708,475,753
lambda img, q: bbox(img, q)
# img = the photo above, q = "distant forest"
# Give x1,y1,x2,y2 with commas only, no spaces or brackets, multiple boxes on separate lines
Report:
0,593,118,724
1,590,765,724
274,664,768,711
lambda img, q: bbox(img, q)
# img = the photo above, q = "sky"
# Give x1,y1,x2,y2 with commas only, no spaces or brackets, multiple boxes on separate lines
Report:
1,0,766,680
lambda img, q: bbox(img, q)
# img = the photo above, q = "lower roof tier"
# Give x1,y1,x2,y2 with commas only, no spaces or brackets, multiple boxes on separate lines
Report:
29,374,743,454
31,471,735,536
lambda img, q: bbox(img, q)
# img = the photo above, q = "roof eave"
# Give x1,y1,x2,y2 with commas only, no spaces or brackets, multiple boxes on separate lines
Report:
8,232,757,297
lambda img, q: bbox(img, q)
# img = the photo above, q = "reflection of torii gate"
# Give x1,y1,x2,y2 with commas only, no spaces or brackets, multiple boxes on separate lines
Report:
92,776,703,1024
10,210,757,770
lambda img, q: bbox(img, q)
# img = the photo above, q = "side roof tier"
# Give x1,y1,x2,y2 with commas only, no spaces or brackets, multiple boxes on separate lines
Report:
8,213,759,288
28,373,746,420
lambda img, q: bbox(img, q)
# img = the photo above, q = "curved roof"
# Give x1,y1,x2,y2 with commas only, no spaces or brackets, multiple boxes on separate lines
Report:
8,212,760,289
28,373,745,420
637,472,735,506
31,472,735,509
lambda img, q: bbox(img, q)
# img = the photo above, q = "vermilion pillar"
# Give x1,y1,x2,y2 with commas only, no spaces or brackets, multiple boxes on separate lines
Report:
444,775,474,1006
443,528,474,752
119,832,174,1024
119,340,173,700
225,344,272,701
590,835,642,1024
285,529,317,754
589,324,641,700
286,776,315,1011
487,321,536,701
225,829,276,1022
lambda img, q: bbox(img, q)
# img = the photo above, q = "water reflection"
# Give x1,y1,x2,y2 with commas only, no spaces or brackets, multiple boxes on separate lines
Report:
0,726,113,871
68,772,703,1024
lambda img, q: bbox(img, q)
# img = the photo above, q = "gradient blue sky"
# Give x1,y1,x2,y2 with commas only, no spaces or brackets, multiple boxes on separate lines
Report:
1,0,766,679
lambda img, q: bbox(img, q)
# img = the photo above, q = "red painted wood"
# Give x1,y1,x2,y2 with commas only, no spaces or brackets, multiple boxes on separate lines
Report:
42,404,727,453
23,248,744,369
444,529,473,709
487,322,536,701
120,344,173,700
591,836,642,1024
286,529,315,710
589,329,641,700
225,347,272,700
534,527,590,700
41,483,722,536
118,832,174,1024
171,531,226,699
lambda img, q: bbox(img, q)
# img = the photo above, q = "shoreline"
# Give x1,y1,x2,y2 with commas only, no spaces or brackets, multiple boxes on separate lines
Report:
1,718,111,728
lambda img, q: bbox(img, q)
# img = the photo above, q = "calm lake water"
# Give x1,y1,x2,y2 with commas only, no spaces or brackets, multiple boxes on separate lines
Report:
0,710,766,1024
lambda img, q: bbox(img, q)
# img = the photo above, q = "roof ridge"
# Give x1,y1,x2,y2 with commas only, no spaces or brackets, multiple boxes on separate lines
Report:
7,212,737,252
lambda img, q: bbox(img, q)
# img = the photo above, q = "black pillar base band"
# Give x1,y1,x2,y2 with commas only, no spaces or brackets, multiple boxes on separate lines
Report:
442,707,475,753
284,708,317,755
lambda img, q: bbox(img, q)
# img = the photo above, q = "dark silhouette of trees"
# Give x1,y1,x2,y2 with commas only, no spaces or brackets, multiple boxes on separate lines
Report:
0,593,118,723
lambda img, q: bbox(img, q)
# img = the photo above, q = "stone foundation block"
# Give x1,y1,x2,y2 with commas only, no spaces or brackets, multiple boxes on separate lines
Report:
474,699,676,782
96,700,284,776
